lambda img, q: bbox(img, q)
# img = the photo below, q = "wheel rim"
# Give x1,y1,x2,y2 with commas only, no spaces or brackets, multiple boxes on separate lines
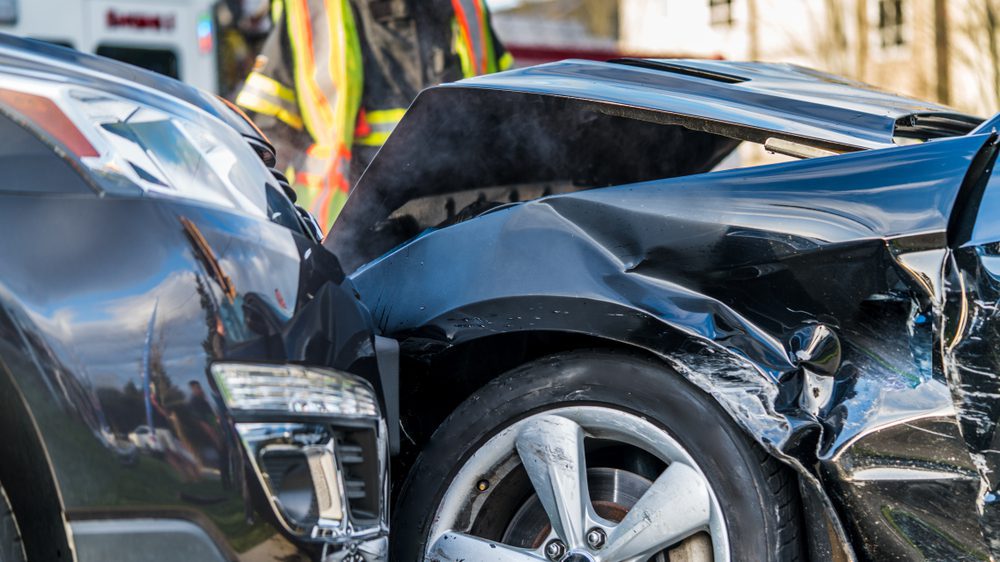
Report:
424,406,729,562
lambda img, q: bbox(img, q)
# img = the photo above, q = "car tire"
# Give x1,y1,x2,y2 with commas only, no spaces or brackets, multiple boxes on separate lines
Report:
391,349,802,561
0,484,25,562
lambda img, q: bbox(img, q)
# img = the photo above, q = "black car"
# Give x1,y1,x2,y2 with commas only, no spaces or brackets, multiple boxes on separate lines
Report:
0,36,393,562
327,60,1000,561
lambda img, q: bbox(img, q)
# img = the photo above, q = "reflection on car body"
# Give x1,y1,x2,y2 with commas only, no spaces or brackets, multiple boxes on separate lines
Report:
0,34,392,562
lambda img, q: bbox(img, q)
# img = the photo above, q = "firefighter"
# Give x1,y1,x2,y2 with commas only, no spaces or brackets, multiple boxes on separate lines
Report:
236,0,512,232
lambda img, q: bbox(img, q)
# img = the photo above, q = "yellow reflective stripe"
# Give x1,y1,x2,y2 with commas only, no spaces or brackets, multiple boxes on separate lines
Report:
235,91,304,130
453,0,498,75
499,51,514,71
354,130,392,146
306,143,333,160
286,0,324,140
478,0,497,73
286,0,333,141
354,108,404,146
452,18,475,78
271,0,283,23
366,108,406,125
244,71,297,104
329,0,363,147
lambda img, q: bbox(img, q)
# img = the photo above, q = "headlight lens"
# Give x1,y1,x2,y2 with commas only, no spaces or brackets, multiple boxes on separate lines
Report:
0,73,272,216
212,363,379,419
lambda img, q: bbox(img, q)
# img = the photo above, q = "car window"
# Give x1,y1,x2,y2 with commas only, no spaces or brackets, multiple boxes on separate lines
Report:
95,45,179,80
0,0,15,24
30,38,73,49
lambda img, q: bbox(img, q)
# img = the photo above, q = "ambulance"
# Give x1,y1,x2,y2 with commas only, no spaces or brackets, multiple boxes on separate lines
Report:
0,0,233,93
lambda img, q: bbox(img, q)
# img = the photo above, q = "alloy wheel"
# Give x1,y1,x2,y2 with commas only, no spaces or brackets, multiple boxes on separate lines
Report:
424,406,728,562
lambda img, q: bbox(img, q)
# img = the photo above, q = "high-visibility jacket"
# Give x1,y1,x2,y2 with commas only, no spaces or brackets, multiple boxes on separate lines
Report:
236,0,512,232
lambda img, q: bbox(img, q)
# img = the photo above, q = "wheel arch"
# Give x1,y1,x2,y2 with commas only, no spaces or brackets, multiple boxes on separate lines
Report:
390,295,857,561
394,295,779,454
397,329,663,454
0,339,74,561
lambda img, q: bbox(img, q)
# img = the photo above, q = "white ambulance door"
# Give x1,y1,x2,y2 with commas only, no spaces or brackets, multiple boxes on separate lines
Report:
84,0,218,92
0,0,87,49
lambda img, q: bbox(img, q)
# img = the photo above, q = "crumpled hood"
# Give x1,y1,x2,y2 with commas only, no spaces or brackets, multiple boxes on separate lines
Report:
328,59,984,273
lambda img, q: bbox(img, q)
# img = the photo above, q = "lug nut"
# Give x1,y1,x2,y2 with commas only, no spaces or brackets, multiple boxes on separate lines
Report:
545,539,567,560
476,479,490,492
586,527,606,550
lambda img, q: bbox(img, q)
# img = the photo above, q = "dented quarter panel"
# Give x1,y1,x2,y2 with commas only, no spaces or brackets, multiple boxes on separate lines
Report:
349,132,996,560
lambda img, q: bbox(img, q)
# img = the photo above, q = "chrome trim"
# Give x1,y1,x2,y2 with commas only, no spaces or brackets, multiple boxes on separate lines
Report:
213,363,389,556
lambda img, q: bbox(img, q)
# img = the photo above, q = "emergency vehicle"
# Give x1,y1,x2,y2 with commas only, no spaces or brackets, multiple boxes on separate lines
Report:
0,0,224,92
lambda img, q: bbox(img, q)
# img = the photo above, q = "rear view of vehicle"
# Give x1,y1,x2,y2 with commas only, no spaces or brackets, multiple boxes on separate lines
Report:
0,36,391,562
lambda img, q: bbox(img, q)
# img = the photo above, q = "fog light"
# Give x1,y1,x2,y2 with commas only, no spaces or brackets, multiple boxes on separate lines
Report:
211,364,387,548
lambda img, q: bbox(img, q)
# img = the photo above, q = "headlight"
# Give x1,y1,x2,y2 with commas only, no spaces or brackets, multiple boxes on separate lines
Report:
0,72,273,216
212,363,388,554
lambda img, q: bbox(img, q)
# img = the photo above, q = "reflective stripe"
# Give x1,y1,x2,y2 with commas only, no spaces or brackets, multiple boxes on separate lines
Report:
366,108,406,125
354,107,405,146
451,0,489,76
285,0,363,147
499,51,514,71
476,0,497,73
244,71,297,103
286,0,332,140
452,19,475,78
355,130,392,147
237,71,304,129
306,143,333,160
282,0,363,231
330,0,364,147
235,90,304,130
